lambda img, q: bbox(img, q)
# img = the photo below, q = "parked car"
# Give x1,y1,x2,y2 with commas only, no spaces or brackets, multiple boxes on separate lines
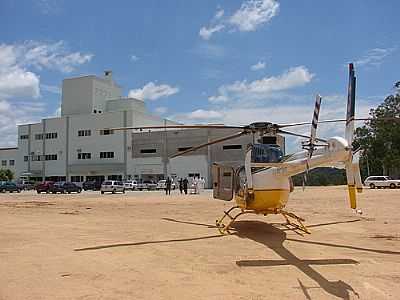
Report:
137,180,157,191
82,181,102,191
364,176,400,189
16,180,35,191
49,182,82,194
0,182,21,193
123,180,138,191
100,180,125,194
35,181,54,194
156,180,176,190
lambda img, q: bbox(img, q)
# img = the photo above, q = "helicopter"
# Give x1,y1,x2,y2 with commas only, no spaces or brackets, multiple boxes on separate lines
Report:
110,63,392,234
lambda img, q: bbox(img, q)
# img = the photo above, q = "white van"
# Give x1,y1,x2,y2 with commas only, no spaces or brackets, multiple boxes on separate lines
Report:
100,181,125,194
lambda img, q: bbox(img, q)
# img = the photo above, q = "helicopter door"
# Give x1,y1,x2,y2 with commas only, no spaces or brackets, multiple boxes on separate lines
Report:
212,164,234,201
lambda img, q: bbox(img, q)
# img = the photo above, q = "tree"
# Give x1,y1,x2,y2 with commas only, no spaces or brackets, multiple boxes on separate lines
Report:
0,169,14,181
354,86,400,178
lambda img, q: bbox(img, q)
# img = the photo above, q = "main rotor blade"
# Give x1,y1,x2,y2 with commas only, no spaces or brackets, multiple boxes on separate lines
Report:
278,129,327,143
170,131,247,158
110,124,245,131
279,117,400,128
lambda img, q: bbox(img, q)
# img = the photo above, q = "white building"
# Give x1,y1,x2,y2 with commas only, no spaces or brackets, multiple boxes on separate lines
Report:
1,71,284,187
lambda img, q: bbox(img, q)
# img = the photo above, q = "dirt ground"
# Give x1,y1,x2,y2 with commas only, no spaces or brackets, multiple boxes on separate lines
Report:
0,186,399,300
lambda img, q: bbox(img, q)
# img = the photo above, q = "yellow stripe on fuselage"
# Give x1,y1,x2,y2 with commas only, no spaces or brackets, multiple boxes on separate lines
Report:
235,189,289,211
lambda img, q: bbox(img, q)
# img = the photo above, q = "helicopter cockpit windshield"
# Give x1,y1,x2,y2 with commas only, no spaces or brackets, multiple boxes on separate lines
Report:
251,144,283,163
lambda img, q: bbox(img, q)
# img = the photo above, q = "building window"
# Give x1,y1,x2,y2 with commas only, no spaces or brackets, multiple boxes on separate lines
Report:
20,135,29,140
9,160,15,166
45,132,58,139
32,155,44,161
1,160,6,166
24,156,29,162
78,129,91,137
78,153,91,160
178,147,192,152
140,149,157,154
188,173,200,178
100,151,114,159
222,145,242,150
71,176,84,182
100,129,114,135
35,134,43,140
45,154,57,161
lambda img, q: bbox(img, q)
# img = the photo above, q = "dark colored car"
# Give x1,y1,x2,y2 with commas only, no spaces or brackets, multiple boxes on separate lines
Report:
82,181,102,191
49,182,82,194
0,182,22,193
35,181,54,193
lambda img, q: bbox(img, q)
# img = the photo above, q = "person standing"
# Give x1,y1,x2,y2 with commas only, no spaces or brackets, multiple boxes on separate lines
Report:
199,177,205,193
183,177,188,195
165,177,172,195
178,178,183,194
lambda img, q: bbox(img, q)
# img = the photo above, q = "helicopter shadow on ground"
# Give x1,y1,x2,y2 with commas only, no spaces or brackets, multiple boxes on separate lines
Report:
232,221,360,300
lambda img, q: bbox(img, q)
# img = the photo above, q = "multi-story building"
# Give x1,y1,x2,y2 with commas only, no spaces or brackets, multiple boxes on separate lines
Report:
0,71,284,187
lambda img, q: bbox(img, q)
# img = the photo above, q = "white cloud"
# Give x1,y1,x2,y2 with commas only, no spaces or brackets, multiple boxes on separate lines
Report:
208,95,229,103
0,67,40,99
0,99,45,147
154,106,168,115
199,25,225,40
130,55,139,62
209,66,314,103
0,41,92,99
354,47,396,68
229,0,279,32
250,61,266,71
215,9,225,19
187,109,224,120
199,0,279,40
21,41,93,73
128,82,179,101
41,84,61,94
0,40,91,146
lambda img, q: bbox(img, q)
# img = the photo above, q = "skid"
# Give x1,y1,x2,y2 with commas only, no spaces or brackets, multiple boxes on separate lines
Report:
215,206,310,235
280,210,310,234
216,206,248,234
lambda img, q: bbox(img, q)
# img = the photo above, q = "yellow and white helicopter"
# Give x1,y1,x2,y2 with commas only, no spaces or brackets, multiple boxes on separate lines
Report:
111,63,369,234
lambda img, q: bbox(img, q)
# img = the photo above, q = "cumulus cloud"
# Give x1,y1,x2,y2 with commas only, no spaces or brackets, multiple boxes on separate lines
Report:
0,40,92,146
130,54,139,62
0,99,46,147
128,82,179,101
154,106,168,115
199,0,279,40
0,41,93,99
209,66,314,103
250,61,266,71
354,47,396,68
229,0,279,32
40,84,61,94
20,41,93,73
199,25,225,40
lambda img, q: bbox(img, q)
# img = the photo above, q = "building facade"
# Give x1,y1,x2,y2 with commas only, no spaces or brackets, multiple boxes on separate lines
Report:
1,71,284,187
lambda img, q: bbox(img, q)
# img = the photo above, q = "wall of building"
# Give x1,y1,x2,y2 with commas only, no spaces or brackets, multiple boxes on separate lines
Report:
0,148,17,176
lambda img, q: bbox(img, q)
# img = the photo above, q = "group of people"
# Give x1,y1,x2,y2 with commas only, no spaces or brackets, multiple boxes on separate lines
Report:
164,176,206,195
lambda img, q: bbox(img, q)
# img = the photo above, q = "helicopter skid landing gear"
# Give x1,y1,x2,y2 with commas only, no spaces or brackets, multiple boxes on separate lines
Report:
216,206,249,235
280,210,310,234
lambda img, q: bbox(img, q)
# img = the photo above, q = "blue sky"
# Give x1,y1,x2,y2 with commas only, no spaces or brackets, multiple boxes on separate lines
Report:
0,0,399,148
